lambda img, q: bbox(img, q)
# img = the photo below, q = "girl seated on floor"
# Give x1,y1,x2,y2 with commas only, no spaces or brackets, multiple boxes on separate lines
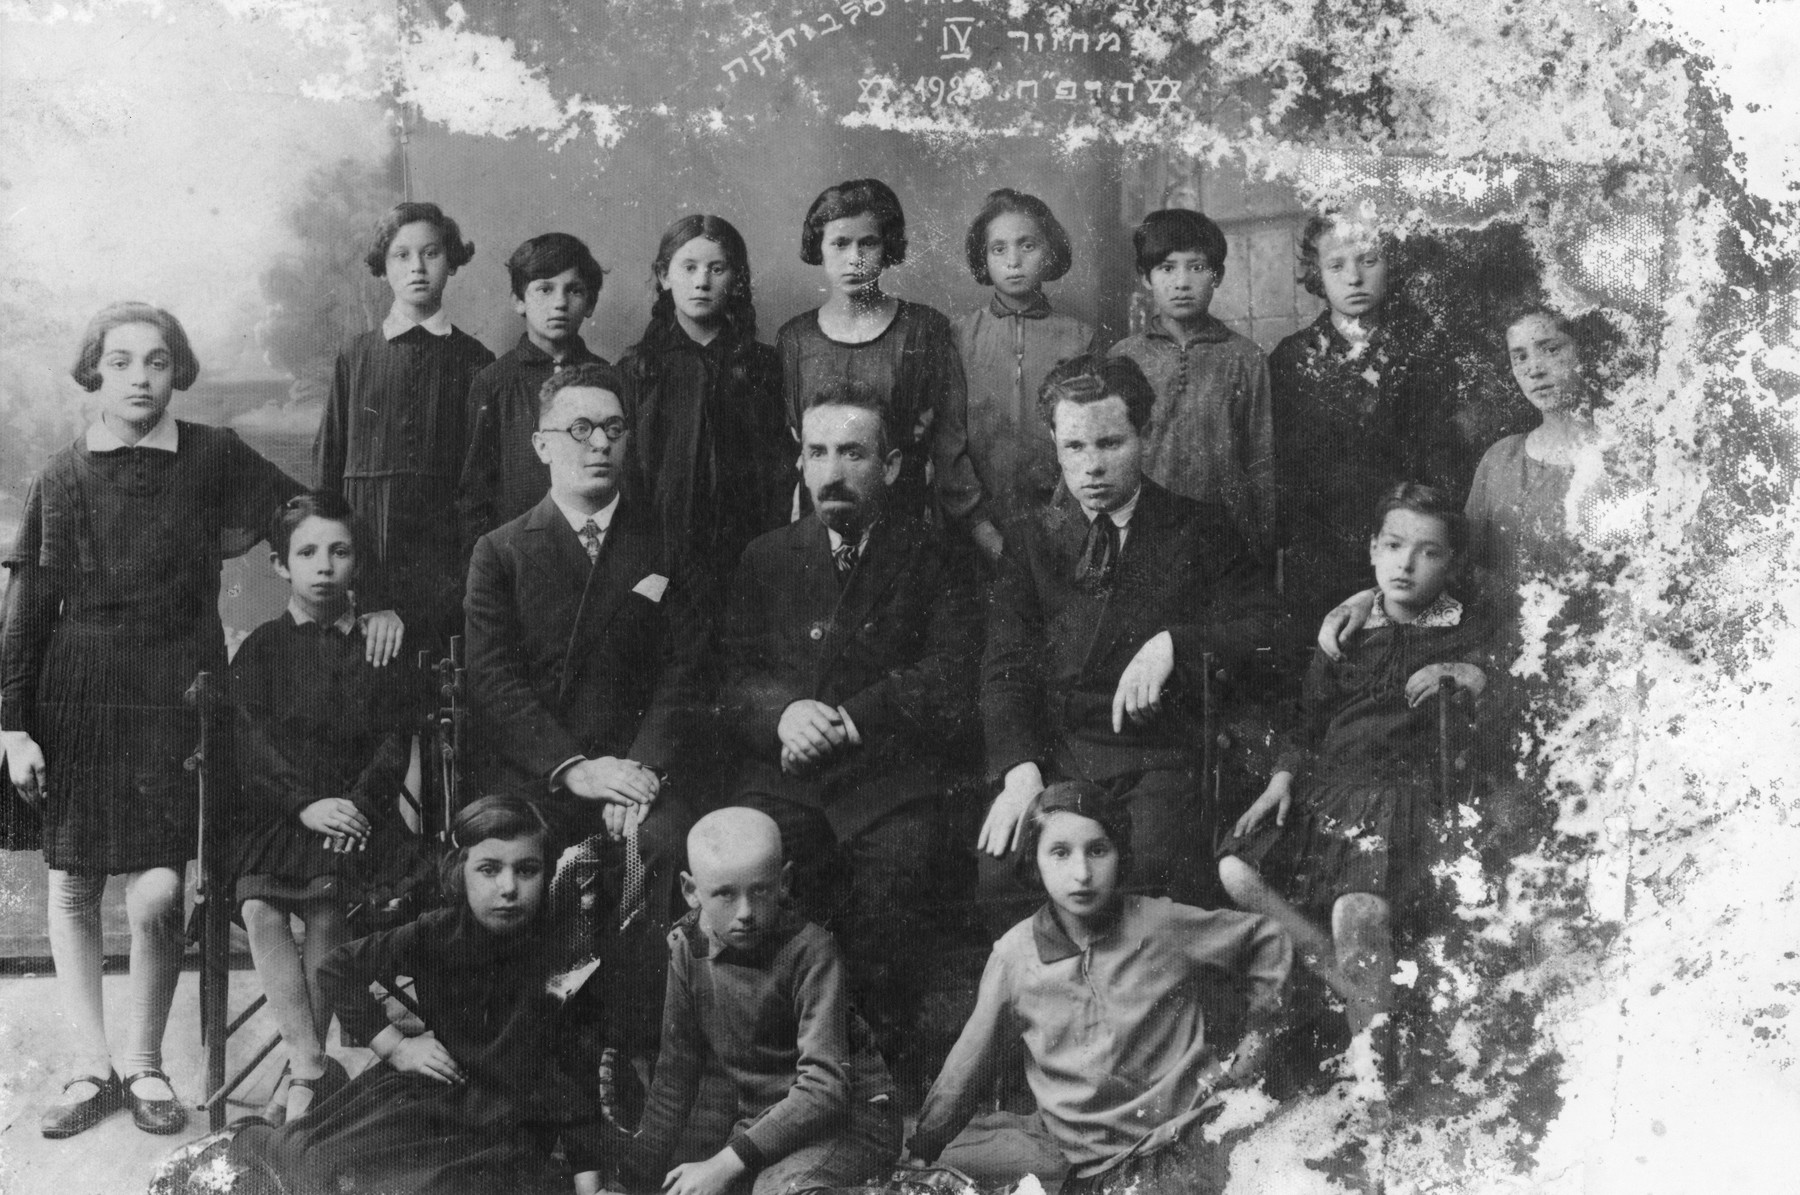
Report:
151,795,616,1195
1219,482,1493,1073
908,782,1292,1195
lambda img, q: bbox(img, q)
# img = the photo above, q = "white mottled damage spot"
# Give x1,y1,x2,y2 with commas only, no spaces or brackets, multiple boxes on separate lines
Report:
397,2,625,148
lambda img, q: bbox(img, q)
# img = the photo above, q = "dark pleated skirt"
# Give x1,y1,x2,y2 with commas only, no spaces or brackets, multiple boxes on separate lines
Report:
233,793,432,918
36,620,220,873
1220,775,1441,917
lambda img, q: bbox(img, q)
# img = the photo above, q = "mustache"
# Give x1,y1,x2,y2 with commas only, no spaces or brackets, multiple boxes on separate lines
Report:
815,482,857,504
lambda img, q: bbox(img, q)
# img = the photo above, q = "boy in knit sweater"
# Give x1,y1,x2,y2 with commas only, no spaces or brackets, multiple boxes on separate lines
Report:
625,808,899,1195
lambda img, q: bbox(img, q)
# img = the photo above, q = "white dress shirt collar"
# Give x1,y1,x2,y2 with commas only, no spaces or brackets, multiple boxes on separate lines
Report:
1080,482,1137,529
552,491,621,538
86,412,179,453
1078,484,1142,543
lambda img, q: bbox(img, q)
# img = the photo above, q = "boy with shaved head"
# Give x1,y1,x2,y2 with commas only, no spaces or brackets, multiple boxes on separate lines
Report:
625,808,899,1195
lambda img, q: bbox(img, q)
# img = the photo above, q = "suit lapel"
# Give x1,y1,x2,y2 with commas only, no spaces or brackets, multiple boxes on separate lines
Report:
521,496,598,592
1076,482,1169,678
562,509,656,699
786,519,841,696
1044,488,1118,679
820,516,912,680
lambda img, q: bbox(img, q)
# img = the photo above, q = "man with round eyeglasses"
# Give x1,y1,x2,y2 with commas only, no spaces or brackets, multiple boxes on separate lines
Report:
464,362,708,1046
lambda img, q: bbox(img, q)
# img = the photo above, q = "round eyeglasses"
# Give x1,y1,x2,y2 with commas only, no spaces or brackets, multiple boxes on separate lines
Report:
538,417,629,445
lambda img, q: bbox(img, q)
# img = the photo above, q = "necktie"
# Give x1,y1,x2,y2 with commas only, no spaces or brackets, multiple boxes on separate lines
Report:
618,813,646,930
577,518,602,562
833,539,859,583
1077,514,1121,589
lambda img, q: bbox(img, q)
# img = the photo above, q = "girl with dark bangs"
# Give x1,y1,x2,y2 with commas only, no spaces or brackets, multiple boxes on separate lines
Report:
775,178,989,540
4,304,306,1140
152,796,617,1195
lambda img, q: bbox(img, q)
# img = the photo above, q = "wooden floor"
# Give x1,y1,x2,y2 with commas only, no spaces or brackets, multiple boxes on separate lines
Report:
0,966,360,1195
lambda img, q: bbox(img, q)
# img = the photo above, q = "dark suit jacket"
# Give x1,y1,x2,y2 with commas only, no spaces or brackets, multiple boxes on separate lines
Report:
721,512,982,841
464,493,708,809
983,478,1279,785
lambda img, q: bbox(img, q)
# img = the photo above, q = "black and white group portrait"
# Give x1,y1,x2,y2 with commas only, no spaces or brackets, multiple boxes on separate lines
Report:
0,1,1795,1193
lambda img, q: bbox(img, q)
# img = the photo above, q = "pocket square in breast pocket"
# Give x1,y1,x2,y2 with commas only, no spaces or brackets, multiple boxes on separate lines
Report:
633,574,669,602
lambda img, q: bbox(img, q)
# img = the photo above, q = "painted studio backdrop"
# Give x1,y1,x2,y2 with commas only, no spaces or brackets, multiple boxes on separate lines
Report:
2,0,1798,1191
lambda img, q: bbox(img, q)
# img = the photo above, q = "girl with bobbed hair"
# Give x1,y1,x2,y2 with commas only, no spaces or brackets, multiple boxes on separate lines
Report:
955,188,1097,543
4,302,306,1139
776,177,990,542
913,781,1292,1194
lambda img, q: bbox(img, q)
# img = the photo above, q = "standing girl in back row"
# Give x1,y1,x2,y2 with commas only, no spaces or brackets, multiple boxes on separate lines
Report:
955,188,1097,558
776,178,993,549
315,201,495,653
623,214,790,611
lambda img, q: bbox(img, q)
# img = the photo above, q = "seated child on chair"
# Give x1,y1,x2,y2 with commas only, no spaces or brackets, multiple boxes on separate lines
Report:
910,782,1291,1195
624,807,900,1195
229,490,421,1125
1218,481,1491,1067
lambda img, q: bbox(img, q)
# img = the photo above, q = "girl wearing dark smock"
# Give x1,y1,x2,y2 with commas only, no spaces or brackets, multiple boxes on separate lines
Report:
623,215,790,609
154,797,614,1195
775,178,987,536
1270,215,1464,634
314,202,494,653
2,304,303,1138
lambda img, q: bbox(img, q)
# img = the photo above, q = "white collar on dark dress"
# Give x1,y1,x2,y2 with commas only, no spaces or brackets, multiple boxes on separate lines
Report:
86,412,179,453
382,305,454,340
1366,591,1462,629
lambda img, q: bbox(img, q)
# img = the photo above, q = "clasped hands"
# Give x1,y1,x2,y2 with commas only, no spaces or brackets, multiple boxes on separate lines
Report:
563,756,659,838
777,699,861,776
301,796,372,853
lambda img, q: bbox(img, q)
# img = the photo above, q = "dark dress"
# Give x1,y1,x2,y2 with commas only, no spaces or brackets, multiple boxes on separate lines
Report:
1268,305,1465,631
227,905,613,1195
229,612,421,909
0,424,301,872
621,318,790,607
1221,594,1494,918
315,327,496,651
775,300,984,527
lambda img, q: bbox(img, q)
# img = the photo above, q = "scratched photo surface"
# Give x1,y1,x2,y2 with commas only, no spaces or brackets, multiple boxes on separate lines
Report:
1,1,1796,1192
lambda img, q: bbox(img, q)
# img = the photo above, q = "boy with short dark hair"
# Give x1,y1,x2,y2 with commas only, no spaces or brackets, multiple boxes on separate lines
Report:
1107,208,1275,556
458,232,610,551
626,807,900,1195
